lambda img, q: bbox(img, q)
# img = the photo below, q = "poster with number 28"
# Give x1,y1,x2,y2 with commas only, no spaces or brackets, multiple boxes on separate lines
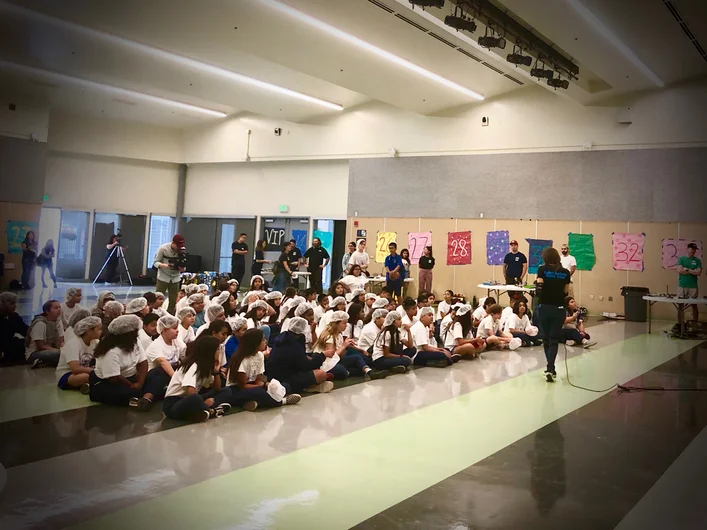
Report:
447,231,471,265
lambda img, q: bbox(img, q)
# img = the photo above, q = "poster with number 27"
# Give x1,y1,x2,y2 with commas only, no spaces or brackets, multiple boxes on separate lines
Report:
447,231,471,265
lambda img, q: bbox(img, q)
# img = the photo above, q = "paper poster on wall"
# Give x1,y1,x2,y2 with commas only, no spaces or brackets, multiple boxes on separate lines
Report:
486,230,509,266
662,239,703,269
264,227,286,251
312,230,333,257
407,231,431,265
375,232,397,263
5,220,38,254
568,233,596,271
526,238,553,274
612,232,645,271
291,229,308,253
447,231,471,265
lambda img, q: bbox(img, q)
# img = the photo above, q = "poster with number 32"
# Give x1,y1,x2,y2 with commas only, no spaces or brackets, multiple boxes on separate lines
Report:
447,231,471,265
612,232,645,271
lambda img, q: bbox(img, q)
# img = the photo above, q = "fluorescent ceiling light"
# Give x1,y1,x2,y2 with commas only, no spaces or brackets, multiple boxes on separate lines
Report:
260,0,484,101
0,59,228,118
0,1,344,111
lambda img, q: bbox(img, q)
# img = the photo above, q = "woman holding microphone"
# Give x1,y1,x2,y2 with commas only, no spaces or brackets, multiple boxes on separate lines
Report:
535,247,571,383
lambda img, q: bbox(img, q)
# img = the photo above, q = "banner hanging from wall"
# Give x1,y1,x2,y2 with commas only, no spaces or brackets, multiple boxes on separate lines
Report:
5,220,38,254
407,232,431,265
568,233,596,271
291,230,308,253
661,238,703,269
525,238,553,274
486,230,509,266
612,232,645,271
447,231,471,265
264,227,286,251
375,232,397,264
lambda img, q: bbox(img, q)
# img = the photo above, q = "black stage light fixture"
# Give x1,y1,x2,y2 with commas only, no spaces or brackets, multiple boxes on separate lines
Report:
547,77,569,89
507,53,532,66
531,67,554,79
445,15,477,33
478,35,506,49
409,0,445,8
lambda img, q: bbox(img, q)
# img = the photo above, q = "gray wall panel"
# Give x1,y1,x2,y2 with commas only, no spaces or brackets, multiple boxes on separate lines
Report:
348,147,707,222
0,136,47,204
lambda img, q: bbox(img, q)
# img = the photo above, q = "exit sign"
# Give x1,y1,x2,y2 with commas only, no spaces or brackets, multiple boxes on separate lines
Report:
279,205,289,213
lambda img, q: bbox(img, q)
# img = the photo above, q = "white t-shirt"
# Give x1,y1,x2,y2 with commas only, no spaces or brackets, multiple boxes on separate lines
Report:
281,318,291,332
313,333,342,354
372,330,397,361
152,307,168,318
177,324,195,344
175,297,189,314
560,254,577,274
436,301,451,321
94,343,147,379
138,329,154,352
357,322,380,352
313,305,326,323
348,250,370,270
476,315,502,339
145,335,186,370
472,306,487,323
195,322,212,338
304,324,314,352
504,313,531,333
64,326,76,345
317,311,334,335
401,313,419,327
165,363,213,398
60,303,83,329
444,322,470,349
228,351,265,384
500,306,514,329
340,274,368,292
410,320,432,355
25,320,65,358
55,336,97,382
247,318,261,330
343,321,363,340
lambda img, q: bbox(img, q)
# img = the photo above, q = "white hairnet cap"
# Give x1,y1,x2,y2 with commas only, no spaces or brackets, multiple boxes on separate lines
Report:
419,306,435,318
198,284,208,291
73,316,101,336
249,300,268,311
103,300,124,316
365,293,377,301
383,311,402,327
329,310,349,323
154,292,165,300
330,296,346,308
211,291,228,306
227,316,247,331
108,314,142,335
125,297,148,314
295,303,312,317
0,292,18,309
177,307,196,320
452,303,464,310
351,288,365,298
293,296,306,305
157,314,179,333
185,284,199,295
372,298,388,309
207,304,225,320
288,316,308,335
68,308,92,328
264,291,282,301
250,275,264,285
456,304,471,316
228,279,239,285
65,287,82,301
188,293,205,305
372,308,389,320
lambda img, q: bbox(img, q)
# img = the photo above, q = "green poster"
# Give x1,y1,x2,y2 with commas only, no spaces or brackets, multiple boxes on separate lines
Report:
568,233,596,271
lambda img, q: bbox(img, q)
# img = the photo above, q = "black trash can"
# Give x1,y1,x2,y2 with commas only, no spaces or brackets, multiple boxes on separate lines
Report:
621,286,650,322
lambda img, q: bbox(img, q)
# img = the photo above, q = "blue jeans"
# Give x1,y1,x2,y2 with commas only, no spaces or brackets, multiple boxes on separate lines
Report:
163,388,232,421
408,349,452,367
341,350,369,376
261,324,271,343
28,349,60,367
229,386,283,408
273,271,291,292
537,305,566,373
511,331,542,346
312,353,350,379
373,355,412,371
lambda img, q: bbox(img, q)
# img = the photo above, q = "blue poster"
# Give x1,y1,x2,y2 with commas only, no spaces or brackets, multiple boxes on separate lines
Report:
526,238,553,275
292,229,308,253
486,230,509,265
5,220,38,254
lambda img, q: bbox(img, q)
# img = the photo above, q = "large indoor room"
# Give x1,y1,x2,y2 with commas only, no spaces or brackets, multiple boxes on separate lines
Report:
1,0,706,528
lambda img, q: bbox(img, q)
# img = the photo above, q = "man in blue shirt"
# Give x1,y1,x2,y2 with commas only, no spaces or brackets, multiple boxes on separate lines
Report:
384,242,405,302
503,240,528,286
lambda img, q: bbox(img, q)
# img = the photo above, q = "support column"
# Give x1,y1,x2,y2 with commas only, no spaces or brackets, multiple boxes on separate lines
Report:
175,163,187,233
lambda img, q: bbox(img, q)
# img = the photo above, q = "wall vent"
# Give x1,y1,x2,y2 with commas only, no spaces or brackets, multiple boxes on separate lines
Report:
366,0,394,14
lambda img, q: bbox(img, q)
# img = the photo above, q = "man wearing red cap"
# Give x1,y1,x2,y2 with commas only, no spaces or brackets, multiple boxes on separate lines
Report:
153,234,186,315
503,240,528,290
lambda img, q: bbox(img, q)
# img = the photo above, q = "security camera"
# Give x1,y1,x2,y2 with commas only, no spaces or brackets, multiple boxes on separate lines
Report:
274,128,282,136
481,116,489,126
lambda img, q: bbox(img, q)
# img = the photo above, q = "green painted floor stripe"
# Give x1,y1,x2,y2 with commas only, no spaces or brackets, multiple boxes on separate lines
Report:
0,384,98,423
70,333,700,530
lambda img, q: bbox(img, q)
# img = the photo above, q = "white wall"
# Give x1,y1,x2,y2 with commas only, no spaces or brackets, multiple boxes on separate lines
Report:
0,98,49,142
184,160,349,218
44,152,179,214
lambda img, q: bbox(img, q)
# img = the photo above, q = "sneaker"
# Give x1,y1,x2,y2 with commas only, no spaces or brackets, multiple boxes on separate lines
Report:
137,397,153,411
566,340,576,346
30,358,43,369
365,369,388,381
79,383,90,395
426,360,450,368
390,365,407,375
305,381,334,393
544,371,555,383
284,394,302,405
128,397,140,407
583,341,597,349
450,354,462,363
208,408,217,419
242,401,258,412
200,410,211,422
215,403,231,417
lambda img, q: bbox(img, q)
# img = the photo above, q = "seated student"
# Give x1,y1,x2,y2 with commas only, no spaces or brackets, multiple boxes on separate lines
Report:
442,305,486,358
0,292,29,362
90,291,116,318
277,287,296,321
416,293,431,310
64,307,92,344
176,284,199,314
328,281,350,302
313,293,329,323
501,295,530,330
139,313,160,351
304,287,318,309
227,278,240,295
358,308,388,356
317,296,347,335
221,292,239,318
247,275,266,296
401,297,419,327
177,307,197,344
265,290,284,322
363,292,377,318
25,300,64,368
409,307,460,367
244,300,271,342
476,304,515,350
224,317,247,362
163,335,232,422
378,287,392,301
202,320,233,381
101,301,124,339
196,305,226,337
311,310,358,380
143,315,188,409
187,293,207,331
364,297,388,323
226,328,301,411
372,311,413,373
472,297,497,328
206,292,229,323
148,292,168,318
61,288,84,329
56,316,102,392
88,315,165,409
294,303,318,352
198,284,210,308
266,316,333,394
562,297,596,348
340,264,369,292
504,300,542,347
280,297,305,332
342,303,388,380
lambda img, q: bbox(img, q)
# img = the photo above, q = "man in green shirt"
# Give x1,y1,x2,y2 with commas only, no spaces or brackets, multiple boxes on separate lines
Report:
676,243,702,325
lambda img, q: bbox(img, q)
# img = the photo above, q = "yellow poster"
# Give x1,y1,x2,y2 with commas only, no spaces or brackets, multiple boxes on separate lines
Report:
375,231,397,263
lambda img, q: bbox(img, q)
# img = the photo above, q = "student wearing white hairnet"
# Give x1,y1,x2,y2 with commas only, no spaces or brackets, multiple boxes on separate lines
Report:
63,307,92,344
139,313,160,351
177,307,196,344
409,307,459,367
279,297,305,332
196,305,226,337
144,315,187,402
312,310,374,381
91,291,116,318
443,305,487,358
317,296,346,335
176,284,200,314
88,315,166,410
226,328,301,411
144,292,168,318
294,303,317,352
244,300,271,342
56,316,101,392
371,311,413,374
363,292,377,318
224,317,247,363
188,293,207,331
61,288,84,329
266,317,333,394
25,300,64,368
358,308,388,356
101,300,124,339
343,303,389,379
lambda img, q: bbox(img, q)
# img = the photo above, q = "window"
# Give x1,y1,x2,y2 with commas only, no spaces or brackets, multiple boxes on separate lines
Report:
147,216,175,268
219,224,235,273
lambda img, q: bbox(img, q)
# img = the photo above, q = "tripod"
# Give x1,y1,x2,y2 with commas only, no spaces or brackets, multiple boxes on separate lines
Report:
92,245,133,286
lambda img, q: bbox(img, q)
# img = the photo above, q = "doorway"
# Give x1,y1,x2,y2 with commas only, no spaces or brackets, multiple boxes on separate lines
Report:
56,210,90,279
90,213,146,282
261,217,309,284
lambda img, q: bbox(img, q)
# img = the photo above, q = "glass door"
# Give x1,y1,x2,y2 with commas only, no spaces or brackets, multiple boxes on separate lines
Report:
56,210,90,279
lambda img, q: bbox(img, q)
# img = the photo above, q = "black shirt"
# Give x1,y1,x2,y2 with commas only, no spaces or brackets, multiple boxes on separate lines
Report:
252,249,265,275
304,246,330,270
537,265,571,306
278,251,290,273
504,252,527,279
418,256,435,270
231,241,248,265
288,247,302,270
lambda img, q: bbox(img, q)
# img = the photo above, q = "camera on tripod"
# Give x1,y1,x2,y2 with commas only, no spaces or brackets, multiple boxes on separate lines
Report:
168,246,188,271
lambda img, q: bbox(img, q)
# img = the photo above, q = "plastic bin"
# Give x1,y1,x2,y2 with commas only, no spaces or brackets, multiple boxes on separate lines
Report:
620,286,650,322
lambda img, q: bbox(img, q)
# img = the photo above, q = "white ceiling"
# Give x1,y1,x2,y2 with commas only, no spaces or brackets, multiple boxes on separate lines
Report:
0,0,705,128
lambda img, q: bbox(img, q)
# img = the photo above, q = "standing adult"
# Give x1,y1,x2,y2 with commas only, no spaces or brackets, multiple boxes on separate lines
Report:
418,246,435,294
348,240,370,276
103,234,122,284
251,239,270,278
304,237,330,293
503,240,528,287
535,247,571,383
287,239,303,274
37,239,58,289
20,231,37,290
273,242,294,292
560,244,577,298
154,234,186,315
676,243,702,328
341,242,356,278
231,233,248,287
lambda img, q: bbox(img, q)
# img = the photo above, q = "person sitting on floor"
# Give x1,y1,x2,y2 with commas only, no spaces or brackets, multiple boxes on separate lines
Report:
224,316,247,363
25,299,64,368
442,305,486,358
401,297,419,327
504,300,541,347
313,293,329,324
280,297,305,332
196,305,226,337
247,275,266,296
90,291,115,318
294,303,318,353
60,288,84,329
328,281,350,303
55,316,101,393
476,304,516,350
162,335,232,423
221,291,238,318
358,308,388,358
64,307,92,344
177,307,196,344
176,284,199,314
562,296,595,348
363,292,377,318
317,296,347,335
188,293,207,331
244,300,271,342
472,297,496,328
139,313,159,351
410,307,460,367
143,314,188,409
371,311,413,374
203,320,233,380
311,310,356,381
278,288,296,322
0,292,29,362
144,292,168,318
226,328,302,411
101,300,124,339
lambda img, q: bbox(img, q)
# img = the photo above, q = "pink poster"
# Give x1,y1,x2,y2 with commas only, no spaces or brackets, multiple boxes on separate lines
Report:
662,239,703,269
407,232,431,265
612,232,645,271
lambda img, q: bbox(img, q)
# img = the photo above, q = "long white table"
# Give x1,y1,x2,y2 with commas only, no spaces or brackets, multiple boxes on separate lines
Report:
643,295,707,334
478,283,532,299
291,271,311,289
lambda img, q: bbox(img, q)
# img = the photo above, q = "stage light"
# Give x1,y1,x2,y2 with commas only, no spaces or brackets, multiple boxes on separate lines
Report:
530,67,554,79
444,15,477,33
506,53,532,66
547,77,569,89
478,35,506,49
409,0,445,8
